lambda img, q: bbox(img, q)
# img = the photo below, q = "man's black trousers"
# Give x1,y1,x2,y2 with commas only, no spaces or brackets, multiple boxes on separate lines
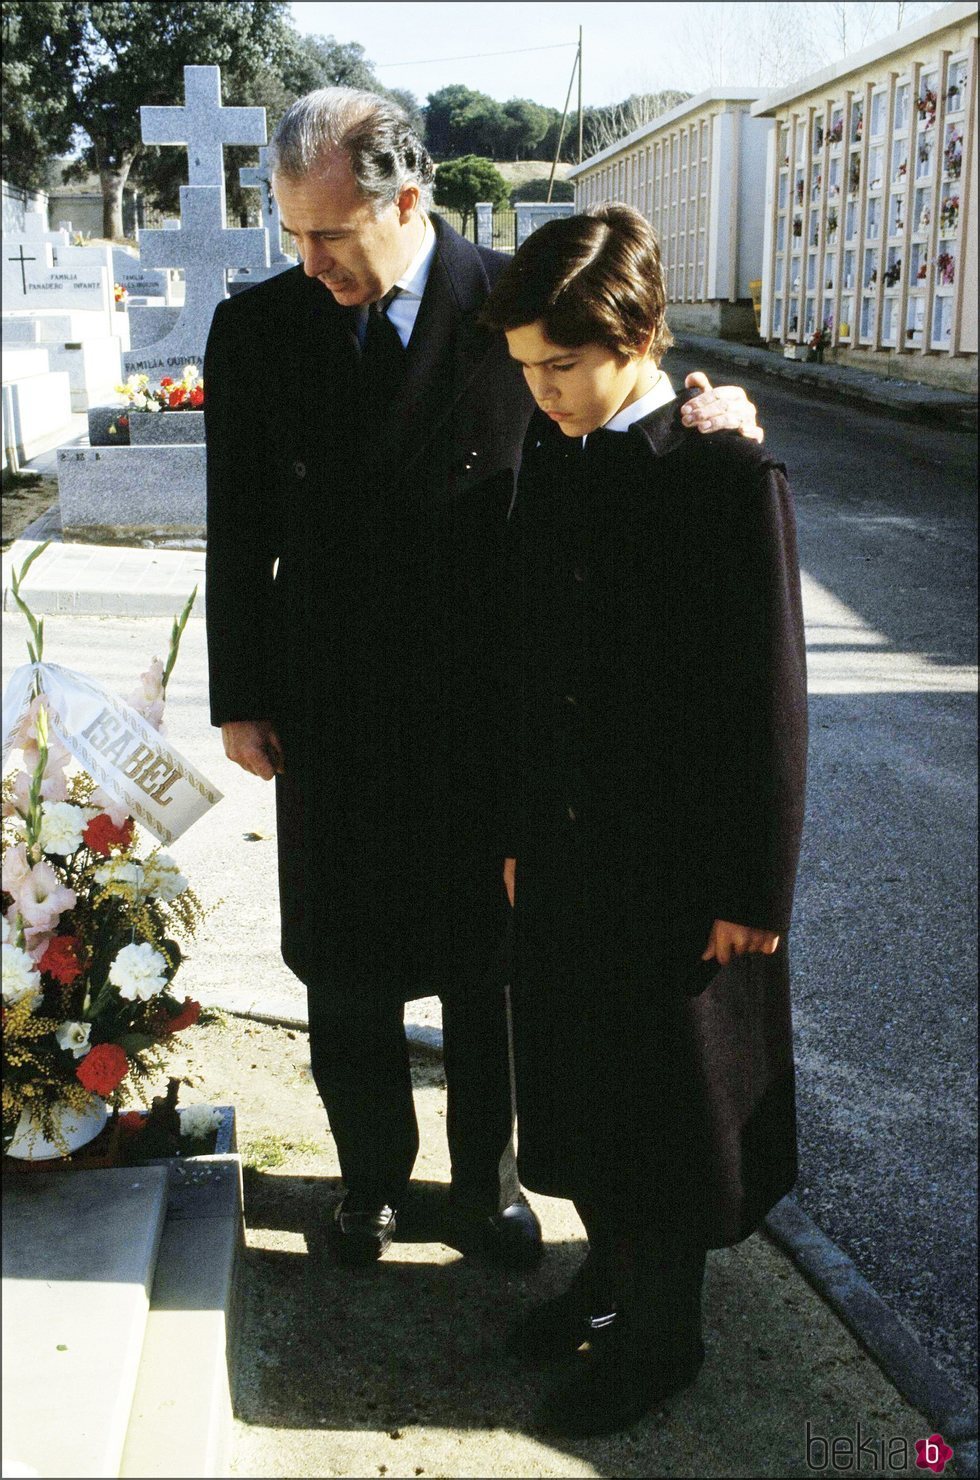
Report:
306,976,521,1214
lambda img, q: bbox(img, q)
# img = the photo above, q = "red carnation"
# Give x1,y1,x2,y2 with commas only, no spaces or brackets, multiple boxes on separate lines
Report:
166,997,201,1033
189,385,204,408
159,377,174,387
76,1042,129,1096
118,1110,147,1138
168,386,187,408
38,935,84,986
83,812,134,855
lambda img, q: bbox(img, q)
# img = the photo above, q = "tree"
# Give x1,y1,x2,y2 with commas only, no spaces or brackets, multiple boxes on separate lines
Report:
434,155,509,235
501,98,552,160
510,177,574,204
578,92,691,157
39,2,294,239
2,2,86,192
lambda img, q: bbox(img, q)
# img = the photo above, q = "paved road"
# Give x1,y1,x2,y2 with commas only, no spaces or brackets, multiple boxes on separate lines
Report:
666,347,979,1395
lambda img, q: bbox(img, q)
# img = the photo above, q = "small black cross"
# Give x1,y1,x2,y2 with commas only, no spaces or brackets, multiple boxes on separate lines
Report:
8,245,36,294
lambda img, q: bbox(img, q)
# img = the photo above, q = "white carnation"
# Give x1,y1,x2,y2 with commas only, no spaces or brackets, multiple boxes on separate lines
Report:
55,1020,92,1058
179,1103,222,1139
109,942,168,1001
38,802,87,856
95,859,146,892
2,943,43,1009
144,854,189,902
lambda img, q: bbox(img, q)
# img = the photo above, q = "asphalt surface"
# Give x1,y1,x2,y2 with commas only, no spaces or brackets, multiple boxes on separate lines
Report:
664,345,979,1396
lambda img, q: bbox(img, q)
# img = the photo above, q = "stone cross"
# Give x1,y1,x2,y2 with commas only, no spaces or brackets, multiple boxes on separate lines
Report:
141,65,266,213
121,186,268,376
239,147,288,262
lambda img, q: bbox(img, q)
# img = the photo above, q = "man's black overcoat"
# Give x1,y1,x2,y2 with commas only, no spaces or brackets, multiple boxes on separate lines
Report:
506,403,808,1247
204,217,533,999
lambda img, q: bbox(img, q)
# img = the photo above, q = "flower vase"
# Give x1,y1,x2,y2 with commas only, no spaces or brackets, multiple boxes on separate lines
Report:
5,1094,108,1161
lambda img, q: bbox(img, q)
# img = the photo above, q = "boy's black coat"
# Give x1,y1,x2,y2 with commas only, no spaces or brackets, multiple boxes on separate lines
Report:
506,402,808,1246
204,217,533,998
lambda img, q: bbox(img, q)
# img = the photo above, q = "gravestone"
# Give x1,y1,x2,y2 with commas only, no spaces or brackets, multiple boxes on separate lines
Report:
3,238,124,409
475,202,494,249
120,65,270,375
3,242,113,316
122,186,268,375
64,62,283,537
19,211,70,246
239,147,289,263
514,201,575,248
228,145,295,295
141,65,266,215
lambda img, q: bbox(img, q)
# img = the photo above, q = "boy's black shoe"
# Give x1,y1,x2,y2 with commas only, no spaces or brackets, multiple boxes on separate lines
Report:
537,1315,705,1436
328,1192,399,1265
505,1262,599,1365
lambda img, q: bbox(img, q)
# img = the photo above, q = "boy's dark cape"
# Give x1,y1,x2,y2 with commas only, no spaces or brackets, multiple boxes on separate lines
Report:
506,398,808,1246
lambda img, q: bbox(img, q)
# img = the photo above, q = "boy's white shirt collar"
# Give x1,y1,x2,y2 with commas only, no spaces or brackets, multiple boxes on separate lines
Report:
585,371,676,442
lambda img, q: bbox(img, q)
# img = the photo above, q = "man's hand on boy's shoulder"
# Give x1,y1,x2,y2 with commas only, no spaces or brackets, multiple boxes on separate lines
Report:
682,372,763,443
701,919,780,966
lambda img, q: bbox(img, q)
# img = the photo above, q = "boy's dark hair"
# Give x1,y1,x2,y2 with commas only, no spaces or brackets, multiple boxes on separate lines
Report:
480,204,673,362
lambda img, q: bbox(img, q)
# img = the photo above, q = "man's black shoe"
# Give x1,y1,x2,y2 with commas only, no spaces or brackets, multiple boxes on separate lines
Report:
537,1316,705,1436
328,1192,398,1265
451,1197,544,1271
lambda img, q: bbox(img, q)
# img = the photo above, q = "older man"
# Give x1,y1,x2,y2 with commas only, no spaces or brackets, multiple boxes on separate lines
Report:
204,88,763,1269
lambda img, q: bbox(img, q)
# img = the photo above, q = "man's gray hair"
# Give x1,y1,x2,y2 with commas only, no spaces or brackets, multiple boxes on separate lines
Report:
268,88,435,212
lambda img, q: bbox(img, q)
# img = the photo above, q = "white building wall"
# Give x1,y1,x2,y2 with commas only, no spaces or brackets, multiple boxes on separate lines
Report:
754,1,976,381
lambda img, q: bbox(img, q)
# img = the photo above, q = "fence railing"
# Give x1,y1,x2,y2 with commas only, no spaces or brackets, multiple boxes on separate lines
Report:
435,207,518,253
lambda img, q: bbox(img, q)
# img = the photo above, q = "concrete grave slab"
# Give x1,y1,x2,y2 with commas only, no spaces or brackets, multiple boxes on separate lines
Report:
3,309,124,344
45,337,124,412
1,318,43,344
1,346,51,380
2,370,74,461
1,1165,169,1480
57,444,206,536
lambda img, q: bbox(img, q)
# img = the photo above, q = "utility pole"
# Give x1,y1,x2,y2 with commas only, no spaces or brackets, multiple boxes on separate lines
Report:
577,26,583,165
547,33,582,203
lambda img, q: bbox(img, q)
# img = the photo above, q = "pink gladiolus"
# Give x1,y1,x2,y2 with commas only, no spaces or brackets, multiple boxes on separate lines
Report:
1,842,32,894
14,860,76,934
126,658,166,729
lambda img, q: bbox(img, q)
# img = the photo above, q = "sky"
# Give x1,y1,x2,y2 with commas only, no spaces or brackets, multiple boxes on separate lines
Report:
288,1,949,111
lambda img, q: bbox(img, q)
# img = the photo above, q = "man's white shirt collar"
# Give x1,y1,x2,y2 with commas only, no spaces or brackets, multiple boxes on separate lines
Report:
394,214,437,299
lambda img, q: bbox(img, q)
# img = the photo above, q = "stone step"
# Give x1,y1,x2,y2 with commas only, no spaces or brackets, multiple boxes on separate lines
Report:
1,1165,170,1479
119,1155,243,1479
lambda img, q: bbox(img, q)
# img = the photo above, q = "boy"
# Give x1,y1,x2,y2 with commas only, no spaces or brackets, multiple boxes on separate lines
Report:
481,205,808,1436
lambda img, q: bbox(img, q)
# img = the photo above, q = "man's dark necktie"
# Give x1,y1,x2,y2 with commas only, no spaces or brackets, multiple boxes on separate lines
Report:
357,286,405,410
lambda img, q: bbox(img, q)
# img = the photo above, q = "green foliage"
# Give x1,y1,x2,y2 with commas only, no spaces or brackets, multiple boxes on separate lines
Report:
510,178,575,204
1,2,86,191
426,85,554,162
434,155,509,233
